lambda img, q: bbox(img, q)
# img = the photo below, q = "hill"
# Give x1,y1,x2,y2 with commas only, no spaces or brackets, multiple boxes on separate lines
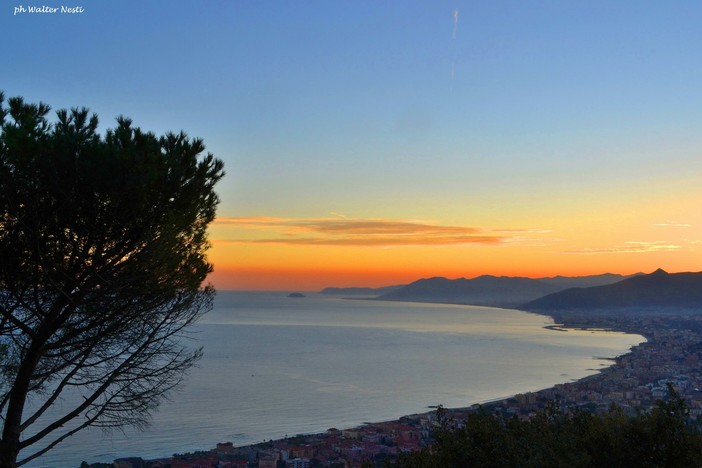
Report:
378,273,640,307
538,272,641,289
523,269,702,311
319,285,404,296
376,274,634,308
377,276,558,308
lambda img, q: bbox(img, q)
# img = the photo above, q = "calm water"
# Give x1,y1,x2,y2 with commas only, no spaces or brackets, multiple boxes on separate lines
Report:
25,292,644,467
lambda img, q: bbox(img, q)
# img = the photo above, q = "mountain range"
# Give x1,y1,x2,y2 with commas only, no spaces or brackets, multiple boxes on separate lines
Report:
320,270,702,311
320,285,404,296
375,273,638,308
522,269,702,311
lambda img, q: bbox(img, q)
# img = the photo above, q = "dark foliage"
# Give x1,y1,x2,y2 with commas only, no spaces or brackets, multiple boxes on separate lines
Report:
399,387,702,468
0,93,224,467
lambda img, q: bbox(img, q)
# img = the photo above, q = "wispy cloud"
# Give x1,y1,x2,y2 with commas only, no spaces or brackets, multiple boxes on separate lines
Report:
652,222,693,228
489,228,553,234
211,216,527,247
214,216,287,225
562,241,682,255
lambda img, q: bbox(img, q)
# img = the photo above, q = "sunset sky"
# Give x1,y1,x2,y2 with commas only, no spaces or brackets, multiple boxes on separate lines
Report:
5,1,702,290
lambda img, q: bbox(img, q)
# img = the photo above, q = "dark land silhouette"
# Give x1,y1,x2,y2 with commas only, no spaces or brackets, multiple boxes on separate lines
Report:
320,285,405,296
373,273,638,308
523,269,702,311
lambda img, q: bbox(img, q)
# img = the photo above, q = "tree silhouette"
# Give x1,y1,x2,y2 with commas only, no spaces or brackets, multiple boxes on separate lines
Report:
0,93,224,467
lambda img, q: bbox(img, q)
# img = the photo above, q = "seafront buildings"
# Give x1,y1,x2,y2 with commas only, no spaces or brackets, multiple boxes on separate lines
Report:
101,310,702,468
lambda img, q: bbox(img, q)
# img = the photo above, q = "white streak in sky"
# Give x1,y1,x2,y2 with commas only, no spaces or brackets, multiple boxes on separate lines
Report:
451,8,459,86
452,8,459,40
653,222,692,227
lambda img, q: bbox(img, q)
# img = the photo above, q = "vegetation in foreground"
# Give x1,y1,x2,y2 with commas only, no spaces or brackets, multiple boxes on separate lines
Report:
0,93,223,467
399,386,702,468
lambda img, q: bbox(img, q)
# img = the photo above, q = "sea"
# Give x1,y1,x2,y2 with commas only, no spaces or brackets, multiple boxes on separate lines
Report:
24,291,645,467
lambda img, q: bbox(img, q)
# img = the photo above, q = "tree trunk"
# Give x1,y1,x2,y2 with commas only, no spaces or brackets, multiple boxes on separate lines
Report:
0,439,18,468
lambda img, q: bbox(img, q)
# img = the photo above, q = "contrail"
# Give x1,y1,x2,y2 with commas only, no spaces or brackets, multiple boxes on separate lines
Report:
452,8,459,40
451,8,459,86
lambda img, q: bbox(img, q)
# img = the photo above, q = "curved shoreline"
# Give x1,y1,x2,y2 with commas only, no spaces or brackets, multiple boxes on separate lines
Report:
95,306,696,468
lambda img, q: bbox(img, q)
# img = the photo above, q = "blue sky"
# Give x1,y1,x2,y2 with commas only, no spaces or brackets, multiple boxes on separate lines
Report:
4,1,702,288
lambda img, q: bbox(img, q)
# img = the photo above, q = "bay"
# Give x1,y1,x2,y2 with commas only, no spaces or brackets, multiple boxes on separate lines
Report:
25,291,644,467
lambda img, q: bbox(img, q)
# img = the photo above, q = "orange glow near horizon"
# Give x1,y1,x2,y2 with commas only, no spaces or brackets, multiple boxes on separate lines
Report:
208,259,698,292
205,188,702,291
206,228,701,291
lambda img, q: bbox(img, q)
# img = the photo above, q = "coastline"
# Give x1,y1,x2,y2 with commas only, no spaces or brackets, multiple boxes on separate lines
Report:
90,304,702,468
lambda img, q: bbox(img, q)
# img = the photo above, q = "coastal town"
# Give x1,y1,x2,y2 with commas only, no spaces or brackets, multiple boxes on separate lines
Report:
97,309,702,468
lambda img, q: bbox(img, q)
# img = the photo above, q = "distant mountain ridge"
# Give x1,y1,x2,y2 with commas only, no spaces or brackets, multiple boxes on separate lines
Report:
538,273,642,289
320,285,404,296
375,273,636,308
523,269,702,311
